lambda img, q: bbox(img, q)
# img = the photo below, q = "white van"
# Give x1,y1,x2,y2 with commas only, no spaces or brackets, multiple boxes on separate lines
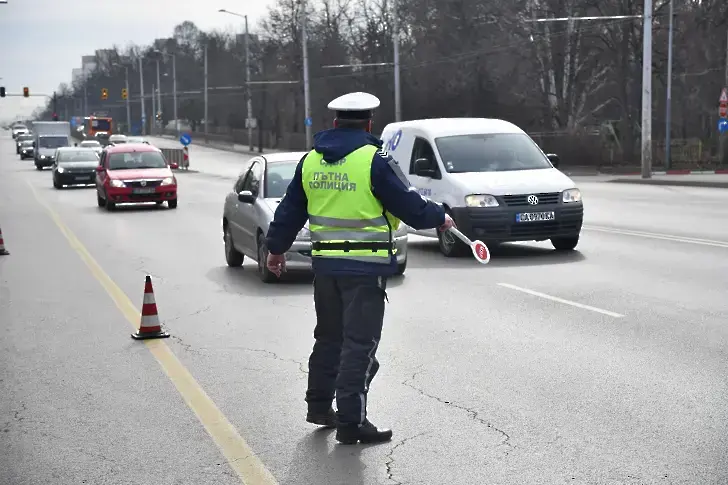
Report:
380,118,583,257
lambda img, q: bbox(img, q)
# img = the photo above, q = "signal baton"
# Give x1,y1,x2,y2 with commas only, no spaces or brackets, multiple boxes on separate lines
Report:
448,227,490,264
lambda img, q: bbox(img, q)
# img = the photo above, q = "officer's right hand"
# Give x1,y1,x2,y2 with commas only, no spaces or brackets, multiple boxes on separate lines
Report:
267,253,286,277
439,214,455,232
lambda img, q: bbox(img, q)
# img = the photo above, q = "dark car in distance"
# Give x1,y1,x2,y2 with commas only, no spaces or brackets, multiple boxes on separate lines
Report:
52,147,100,189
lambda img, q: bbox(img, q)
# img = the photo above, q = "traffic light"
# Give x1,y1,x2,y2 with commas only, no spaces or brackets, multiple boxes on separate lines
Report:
0,87,5,98
23,87,29,98
121,88,128,100
101,88,108,100
52,113,59,121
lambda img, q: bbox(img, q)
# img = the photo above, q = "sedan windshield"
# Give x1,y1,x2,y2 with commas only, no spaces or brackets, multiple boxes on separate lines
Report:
265,160,298,198
38,136,69,149
434,133,552,173
108,151,167,170
58,150,99,164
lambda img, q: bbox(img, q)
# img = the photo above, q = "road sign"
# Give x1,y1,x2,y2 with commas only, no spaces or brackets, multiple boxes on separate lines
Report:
720,88,728,104
304,117,312,127
719,119,728,134
179,133,192,146
721,105,728,118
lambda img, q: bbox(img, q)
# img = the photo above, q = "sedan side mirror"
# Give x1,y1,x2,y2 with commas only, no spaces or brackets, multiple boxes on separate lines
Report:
413,158,436,177
95,165,104,172
546,153,560,168
237,190,255,204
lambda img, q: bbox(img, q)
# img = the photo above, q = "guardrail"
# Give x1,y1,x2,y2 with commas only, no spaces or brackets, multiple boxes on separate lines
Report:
160,148,189,170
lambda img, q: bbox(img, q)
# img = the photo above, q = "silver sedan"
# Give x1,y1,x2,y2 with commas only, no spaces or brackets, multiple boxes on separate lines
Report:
222,152,409,282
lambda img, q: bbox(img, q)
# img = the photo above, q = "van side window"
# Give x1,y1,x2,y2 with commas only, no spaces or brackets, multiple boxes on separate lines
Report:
409,137,439,175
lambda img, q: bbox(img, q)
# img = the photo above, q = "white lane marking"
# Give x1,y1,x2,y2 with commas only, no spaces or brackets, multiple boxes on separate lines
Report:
497,283,625,318
582,225,728,249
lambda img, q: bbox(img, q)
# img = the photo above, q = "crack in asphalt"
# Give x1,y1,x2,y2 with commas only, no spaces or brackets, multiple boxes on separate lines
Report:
385,432,431,485
402,369,514,456
166,305,212,323
237,347,309,376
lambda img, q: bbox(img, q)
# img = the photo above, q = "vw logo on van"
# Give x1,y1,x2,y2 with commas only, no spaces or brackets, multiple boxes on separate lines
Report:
527,195,539,205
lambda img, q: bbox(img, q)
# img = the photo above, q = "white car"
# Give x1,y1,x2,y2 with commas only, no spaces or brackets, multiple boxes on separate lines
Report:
108,134,128,145
380,118,584,256
79,140,103,155
12,125,29,140
222,152,409,282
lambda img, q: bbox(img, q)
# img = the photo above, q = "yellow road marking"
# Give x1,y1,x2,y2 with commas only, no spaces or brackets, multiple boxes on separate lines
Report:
27,182,278,485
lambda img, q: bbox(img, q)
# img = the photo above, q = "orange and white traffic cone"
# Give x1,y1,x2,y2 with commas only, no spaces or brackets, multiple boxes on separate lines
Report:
131,275,170,340
0,226,9,256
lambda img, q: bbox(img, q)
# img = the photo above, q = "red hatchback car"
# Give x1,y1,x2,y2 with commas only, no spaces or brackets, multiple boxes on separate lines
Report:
95,143,178,210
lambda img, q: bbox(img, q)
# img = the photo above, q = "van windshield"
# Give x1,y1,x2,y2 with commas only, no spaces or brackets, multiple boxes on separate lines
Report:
434,133,552,173
39,136,69,149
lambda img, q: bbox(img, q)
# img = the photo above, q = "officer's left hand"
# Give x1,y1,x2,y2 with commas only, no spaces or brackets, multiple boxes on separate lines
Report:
266,253,286,277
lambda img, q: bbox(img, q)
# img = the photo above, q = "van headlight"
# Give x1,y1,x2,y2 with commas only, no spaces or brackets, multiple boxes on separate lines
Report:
57,167,65,173
296,227,310,240
465,194,499,207
110,179,126,188
562,188,582,203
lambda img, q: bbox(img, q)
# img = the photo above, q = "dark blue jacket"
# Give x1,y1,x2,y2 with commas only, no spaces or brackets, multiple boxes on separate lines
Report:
266,128,445,276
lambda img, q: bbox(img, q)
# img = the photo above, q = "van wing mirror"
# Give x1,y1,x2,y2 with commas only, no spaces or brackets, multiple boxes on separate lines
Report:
413,158,436,177
546,153,560,168
237,190,255,204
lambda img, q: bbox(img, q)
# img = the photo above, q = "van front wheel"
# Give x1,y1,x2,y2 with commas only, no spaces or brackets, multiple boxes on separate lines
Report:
437,211,469,257
551,236,579,251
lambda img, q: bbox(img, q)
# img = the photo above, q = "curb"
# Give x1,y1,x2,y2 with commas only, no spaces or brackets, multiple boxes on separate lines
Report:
618,169,728,176
607,178,728,188
152,134,282,156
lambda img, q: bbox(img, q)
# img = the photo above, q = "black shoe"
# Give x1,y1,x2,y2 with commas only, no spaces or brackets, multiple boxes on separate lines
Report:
336,420,393,445
306,407,337,428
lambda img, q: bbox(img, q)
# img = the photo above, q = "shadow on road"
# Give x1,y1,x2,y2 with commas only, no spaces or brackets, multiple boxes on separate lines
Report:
407,238,586,268
283,428,367,485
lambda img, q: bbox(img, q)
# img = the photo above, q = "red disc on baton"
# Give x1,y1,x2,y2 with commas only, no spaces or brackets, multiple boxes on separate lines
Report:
472,241,490,264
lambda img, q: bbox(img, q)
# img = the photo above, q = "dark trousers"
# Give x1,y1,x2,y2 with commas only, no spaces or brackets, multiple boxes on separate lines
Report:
305,274,387,426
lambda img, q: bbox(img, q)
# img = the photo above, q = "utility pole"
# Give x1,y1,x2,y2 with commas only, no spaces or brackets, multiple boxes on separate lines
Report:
173,54,178,137
302,0,312,149
393,0,402,121
245,15,254,151
640,0,653,178
83,82,88,116
665,0,674,169
139,56,146,135
124,66,131,135
151,83,156,134
721,30,728,165
204,43,209,141
156,58,162,135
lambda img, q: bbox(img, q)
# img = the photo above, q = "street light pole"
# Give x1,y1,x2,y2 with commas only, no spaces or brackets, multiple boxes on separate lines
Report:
393,0,401,121
156,58,162,135
640,0,653,178
124,66,131,134
245,14,254,151
173,54,178,137
138,56,146,135
665,0,674,170
302,0,312,149
204,43,208,141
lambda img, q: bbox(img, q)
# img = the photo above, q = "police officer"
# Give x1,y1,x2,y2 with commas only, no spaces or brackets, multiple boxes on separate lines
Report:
265,92,454,445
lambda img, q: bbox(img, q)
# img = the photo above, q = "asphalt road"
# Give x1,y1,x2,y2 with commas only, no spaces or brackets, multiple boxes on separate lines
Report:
1,134,726,484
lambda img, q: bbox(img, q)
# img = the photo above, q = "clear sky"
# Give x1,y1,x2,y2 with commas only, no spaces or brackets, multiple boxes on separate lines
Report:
0,0,274,123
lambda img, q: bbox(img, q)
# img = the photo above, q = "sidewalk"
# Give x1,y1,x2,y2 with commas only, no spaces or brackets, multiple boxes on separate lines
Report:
150,134,284,157
605,173,728,188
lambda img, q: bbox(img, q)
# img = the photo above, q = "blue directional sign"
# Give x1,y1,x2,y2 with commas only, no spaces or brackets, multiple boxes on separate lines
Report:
719,119,728,134
180,133,192,146
304,117,312,127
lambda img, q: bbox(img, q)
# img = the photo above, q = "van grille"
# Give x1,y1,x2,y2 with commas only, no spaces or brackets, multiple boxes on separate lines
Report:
501,192,560,207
